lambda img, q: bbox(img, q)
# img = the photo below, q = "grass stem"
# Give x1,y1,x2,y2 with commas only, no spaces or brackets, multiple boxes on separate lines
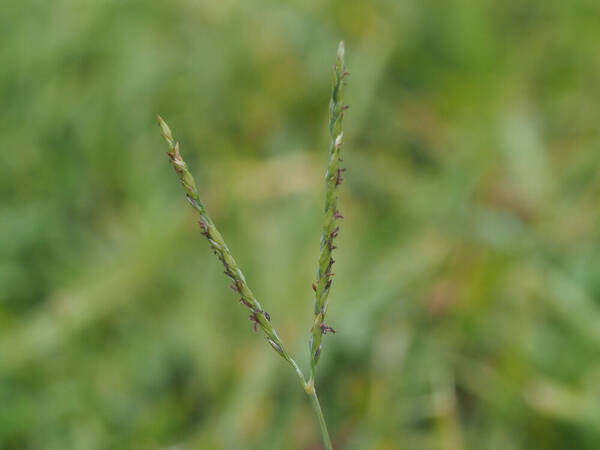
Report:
305,380,334,450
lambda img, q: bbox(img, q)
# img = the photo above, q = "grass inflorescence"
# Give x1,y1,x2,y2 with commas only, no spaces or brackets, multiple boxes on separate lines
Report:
158,41,349,450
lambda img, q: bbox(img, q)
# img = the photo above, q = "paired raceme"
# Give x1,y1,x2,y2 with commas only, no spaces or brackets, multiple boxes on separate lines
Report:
157,41,348,450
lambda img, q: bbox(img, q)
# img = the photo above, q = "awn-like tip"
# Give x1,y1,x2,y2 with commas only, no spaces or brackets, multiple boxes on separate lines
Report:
337,41,345,61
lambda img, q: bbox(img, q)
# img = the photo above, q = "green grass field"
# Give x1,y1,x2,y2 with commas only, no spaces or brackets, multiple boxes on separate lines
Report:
2,0,600,448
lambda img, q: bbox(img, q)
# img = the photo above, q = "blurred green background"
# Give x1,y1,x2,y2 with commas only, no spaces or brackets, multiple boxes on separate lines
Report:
2,0,600,448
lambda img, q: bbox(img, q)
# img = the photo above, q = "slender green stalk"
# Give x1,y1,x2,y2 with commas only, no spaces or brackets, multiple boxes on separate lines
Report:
305,380,334,450
309,41,349,380
157,40,348,450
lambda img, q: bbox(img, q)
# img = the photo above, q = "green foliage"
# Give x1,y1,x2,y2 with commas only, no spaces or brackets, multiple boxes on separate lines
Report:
2,0,600,449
